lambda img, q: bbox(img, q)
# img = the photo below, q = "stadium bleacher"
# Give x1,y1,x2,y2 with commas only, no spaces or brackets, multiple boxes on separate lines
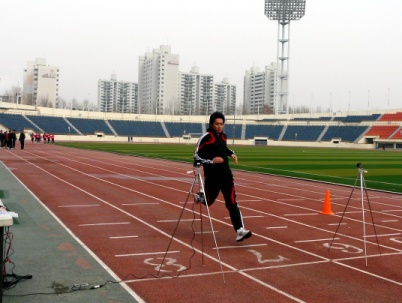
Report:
66,117,114,135
0,112,40,132
365,125,399,139
0,110,401,147
108,120,165,137
164,122,203,137
332,114,380,123
244,124,284,140
27,115,76,135
379,112,402,122
321,125,369,142
281,125,326,141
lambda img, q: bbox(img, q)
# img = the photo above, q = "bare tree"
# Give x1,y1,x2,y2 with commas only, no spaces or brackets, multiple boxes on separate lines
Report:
82,99,90,111
57,97,67,109
38,96,52,107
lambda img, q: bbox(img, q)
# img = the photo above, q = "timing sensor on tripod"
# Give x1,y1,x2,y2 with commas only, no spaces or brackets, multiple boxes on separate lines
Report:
188,160,203,174
356,162,368,173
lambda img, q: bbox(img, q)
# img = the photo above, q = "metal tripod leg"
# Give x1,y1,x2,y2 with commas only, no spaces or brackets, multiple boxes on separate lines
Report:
157,165,226,283
328,166,381,266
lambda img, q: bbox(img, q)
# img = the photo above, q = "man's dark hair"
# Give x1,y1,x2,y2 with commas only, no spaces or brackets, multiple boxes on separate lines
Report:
209,111,225,126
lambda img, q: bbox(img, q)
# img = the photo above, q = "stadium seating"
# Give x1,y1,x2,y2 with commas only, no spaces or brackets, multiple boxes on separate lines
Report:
224,123,243,139
108,120,165,137
379,112,402,121
332,114,380,123
281,125,325,141
0,112,40,132
321,125,368,142
365,125,399,139
164,122,203,137
244,124,284,140
389,127,402,139
67,117,114,135
27,115,75,134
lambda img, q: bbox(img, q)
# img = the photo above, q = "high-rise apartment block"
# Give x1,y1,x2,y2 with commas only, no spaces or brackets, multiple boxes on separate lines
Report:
215,78,236,115
22,58,59,107
243,63,278,115
97,74,138,113
137,45,236,116
178,66,214,115
138,45,179,115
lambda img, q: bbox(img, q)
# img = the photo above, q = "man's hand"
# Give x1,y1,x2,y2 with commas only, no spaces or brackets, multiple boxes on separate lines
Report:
212,157,224,164
231,154,238,164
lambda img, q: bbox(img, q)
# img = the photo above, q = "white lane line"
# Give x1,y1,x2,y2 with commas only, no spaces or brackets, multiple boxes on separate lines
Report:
124,270,234,283
225,215,264,219
58,204,100,207
79,222,130,226
110,235,139,239
241,260,329,272
284,213,318,216
122,203,159,206
266,226,288,229
333,257,402,287
116,251,180,257
328,223,347,226
364,233,401,238
157,219,200,222
216,244,267,250
381,220,399,223
295,238,340,243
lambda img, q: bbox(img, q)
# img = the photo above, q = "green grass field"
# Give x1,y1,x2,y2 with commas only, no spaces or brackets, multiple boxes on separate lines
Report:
58,142,402,194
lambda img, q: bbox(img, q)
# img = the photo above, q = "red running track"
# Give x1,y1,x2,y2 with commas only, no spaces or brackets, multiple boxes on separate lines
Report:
1,143,402,302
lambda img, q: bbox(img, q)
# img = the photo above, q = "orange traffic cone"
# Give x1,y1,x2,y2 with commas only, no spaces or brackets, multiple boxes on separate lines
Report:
321,189,334,215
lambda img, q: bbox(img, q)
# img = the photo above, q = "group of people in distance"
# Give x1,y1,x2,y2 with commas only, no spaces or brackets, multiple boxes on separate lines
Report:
0,129,26,149
31,133,55,144
0,131,56,150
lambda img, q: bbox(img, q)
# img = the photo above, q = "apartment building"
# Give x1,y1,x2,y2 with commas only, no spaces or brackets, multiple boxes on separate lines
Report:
22,58,59,107
138,45,179,115
243,63,278,115
178,66,214,116
215,78,236,115
98,74,138,113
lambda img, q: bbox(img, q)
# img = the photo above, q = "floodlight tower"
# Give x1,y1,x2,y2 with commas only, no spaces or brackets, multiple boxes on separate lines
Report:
265,0,306,114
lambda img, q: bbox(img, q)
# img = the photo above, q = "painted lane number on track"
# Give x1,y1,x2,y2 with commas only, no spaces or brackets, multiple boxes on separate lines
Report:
144,257,187,272
248,250,288,264
323,242,363,253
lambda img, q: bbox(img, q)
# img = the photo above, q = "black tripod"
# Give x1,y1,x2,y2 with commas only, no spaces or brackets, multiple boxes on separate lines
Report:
158,162,226,282
328,163,381,266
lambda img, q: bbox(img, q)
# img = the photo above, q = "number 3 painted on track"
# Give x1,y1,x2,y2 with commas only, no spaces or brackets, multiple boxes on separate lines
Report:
144,257,187,272
323,242,363,253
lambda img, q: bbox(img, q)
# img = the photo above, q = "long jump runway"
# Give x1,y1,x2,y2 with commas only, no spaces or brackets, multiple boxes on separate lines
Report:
1,143,401,302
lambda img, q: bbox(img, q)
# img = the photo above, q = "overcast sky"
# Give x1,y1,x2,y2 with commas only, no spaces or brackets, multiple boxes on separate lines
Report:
1,0,402,113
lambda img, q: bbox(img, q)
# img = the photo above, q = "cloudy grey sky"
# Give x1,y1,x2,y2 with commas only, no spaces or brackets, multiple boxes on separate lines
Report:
1,0,402,112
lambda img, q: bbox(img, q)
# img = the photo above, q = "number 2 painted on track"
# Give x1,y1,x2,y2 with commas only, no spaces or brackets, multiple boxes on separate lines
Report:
248,249,288,264
144,257,187,272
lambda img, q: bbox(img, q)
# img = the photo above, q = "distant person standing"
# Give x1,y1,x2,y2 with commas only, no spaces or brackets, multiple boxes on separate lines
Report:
0,130,5,148
19,130,26,150
11,130,17,149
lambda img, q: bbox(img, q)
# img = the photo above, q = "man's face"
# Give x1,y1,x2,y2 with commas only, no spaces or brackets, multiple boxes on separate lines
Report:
211,118,224,134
